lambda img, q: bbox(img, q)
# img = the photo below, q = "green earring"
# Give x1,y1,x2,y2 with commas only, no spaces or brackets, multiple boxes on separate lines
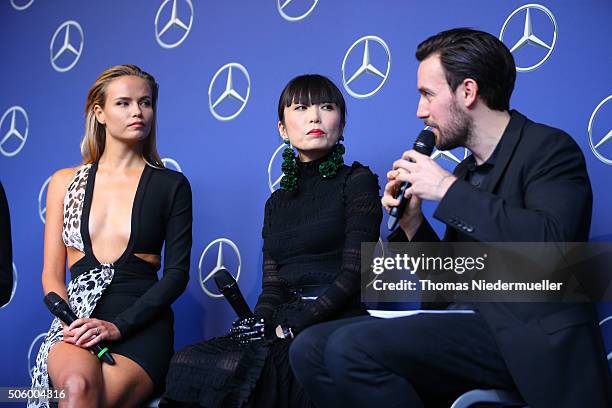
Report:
280,139,298,192
318,136,345,179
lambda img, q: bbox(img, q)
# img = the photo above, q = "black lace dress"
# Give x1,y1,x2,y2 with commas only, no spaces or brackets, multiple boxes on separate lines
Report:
162,157,382,407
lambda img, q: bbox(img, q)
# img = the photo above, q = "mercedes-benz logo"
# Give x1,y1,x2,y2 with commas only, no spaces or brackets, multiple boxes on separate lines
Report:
277,0,318,22
599,315,612,361
162,157,183,172
50,20,84,73
155,0,194,49
267,142,286,193
38,176,51,224
28,332,48,380
0,263,17,309
499,4,557,72
10,0,34,11
588,95,612,165
208,63,250,122
365,238,386,288
342,35,391,99
0,106,29,157
198,238,242,298
430,147,469,165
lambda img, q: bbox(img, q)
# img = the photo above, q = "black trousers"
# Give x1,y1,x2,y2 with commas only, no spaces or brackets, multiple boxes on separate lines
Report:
289,313,518,408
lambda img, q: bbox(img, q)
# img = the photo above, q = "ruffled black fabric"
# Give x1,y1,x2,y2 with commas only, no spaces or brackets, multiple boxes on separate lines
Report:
162,336,269,407
162,160,382,407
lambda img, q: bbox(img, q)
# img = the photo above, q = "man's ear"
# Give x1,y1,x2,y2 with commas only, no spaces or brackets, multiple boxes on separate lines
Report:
460,78,479,109
93,105,105,125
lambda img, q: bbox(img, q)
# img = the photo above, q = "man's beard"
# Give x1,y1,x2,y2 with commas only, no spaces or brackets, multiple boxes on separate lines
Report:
434,99,472,151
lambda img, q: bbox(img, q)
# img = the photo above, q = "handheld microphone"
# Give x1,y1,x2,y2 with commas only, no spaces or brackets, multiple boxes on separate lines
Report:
44,292,115,365
214,268,253,320
387,128,436,231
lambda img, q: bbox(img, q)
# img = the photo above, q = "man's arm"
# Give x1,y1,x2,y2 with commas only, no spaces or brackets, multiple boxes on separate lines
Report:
434,134,591,242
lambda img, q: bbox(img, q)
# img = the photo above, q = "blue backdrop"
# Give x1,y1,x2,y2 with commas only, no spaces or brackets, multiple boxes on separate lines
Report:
0,0,610,390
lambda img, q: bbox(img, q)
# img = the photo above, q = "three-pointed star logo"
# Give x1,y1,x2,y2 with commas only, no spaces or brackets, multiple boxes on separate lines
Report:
198,238,242,298
28,332,48,380
342,35,391,99
162,157,183,173
593,131,612,150
155,0,194,49
430,148,468,165
508,8,551,53
365,238,386,289
588,95,612,165
38,176,52,224
10,0,34,11
50,20,84,73
277,0,318,22
267,143,286,193
598,315,612,361
499,4,557,72
0,106,28,157
208,63,251,121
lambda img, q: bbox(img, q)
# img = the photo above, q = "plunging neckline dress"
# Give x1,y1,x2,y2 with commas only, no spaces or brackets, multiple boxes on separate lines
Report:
29,162,193,408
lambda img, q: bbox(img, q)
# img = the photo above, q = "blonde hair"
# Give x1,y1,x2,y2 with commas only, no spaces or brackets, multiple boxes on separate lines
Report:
81,64,164,168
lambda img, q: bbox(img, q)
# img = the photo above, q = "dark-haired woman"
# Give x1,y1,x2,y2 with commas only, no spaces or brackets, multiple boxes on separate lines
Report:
162,74,382,408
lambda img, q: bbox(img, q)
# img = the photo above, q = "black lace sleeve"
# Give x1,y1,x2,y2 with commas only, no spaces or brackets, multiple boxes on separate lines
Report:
254,197,289,322
287,164,382,332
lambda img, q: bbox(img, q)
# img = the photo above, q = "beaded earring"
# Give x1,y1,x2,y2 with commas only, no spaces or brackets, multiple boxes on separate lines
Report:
280,139,298,192
318,135,345,179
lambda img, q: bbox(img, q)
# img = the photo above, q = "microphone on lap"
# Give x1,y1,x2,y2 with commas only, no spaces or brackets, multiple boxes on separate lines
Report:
214,268,253,319
387,128,436,231
44,292,115,365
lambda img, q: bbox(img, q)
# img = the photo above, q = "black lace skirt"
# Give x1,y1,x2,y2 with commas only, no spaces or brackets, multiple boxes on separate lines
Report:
161,301,315,408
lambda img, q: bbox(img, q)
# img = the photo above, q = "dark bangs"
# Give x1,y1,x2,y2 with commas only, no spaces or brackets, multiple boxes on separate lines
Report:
277,74,346,128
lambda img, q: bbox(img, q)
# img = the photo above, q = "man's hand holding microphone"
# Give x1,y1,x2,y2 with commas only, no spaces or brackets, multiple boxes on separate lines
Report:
383,128,456,238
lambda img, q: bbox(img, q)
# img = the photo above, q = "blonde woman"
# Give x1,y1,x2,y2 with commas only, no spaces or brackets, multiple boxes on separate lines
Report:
29,65,192,408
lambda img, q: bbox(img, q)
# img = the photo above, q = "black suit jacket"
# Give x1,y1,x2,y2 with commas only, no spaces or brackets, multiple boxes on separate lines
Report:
0,181,13,307
389,111,610,407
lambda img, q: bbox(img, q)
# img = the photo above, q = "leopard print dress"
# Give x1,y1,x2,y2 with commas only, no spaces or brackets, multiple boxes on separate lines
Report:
28,165,116,408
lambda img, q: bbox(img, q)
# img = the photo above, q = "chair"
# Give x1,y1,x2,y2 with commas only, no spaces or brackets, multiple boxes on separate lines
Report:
143,397,160,407
450,389,525,408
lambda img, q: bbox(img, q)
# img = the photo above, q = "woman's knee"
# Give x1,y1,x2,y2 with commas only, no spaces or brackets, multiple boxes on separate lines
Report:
60,371,102,400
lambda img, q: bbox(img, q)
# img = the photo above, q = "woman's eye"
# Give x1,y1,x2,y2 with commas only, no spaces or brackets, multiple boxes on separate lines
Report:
140,100,151,107
322,104,335,110
295,105,306,110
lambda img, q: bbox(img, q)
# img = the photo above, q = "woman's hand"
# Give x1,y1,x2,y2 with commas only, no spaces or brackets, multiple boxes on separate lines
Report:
63,318,122,348
275,325,294,339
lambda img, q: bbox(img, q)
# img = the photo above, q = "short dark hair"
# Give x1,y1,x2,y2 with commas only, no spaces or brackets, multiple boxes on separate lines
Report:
278,74,346,129
416,28,516,111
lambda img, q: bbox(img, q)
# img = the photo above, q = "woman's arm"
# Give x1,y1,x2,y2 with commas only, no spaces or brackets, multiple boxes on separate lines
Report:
254,197,289,333
253,251,287,322
42,168,75,302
